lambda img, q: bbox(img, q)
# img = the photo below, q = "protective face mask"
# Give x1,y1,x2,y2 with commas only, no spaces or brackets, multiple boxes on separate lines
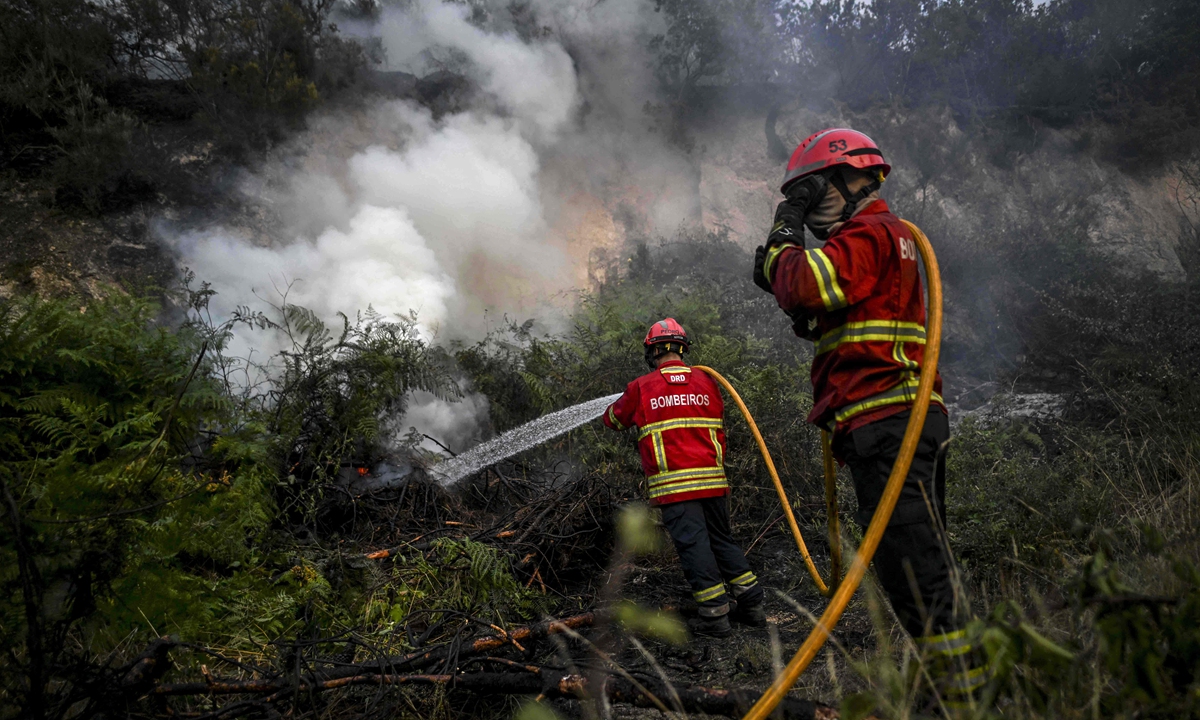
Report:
803,183,846,240
803,183,881,240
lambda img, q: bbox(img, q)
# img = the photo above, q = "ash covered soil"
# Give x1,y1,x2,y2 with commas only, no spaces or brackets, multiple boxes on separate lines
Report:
613,529,879,706
347,455,890,717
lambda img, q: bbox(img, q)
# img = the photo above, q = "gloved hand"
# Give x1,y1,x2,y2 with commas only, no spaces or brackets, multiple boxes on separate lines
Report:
783,173,828,214
786,307,820,341
753,174,829,293
753,203,805,293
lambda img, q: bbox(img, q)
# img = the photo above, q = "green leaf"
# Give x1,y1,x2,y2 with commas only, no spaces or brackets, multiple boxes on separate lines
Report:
614,601,688,645
617,503,660,555
840,692,877,720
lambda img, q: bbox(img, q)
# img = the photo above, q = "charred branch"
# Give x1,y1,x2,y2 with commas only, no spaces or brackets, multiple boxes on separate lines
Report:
151,666,840,720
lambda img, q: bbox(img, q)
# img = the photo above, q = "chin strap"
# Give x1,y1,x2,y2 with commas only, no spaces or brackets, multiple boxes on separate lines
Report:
829,169,883,222
645,342,688,369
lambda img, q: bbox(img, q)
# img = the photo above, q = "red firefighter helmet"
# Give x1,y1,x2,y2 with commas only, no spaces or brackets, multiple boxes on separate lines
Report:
643,318,689,368
781,128,891,193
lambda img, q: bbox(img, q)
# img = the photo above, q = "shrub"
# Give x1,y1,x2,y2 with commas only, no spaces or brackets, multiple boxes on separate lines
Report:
0,293,277,713
0,0,375,210
0,288,472,717
195,296,461,527
841,535,1200,720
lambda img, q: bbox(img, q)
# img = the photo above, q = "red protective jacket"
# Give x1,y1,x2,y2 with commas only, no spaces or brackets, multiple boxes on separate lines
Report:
603,361,729,506
767,199,946,436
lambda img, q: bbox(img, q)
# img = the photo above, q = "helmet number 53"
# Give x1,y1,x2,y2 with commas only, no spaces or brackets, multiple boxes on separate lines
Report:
829,139,848,153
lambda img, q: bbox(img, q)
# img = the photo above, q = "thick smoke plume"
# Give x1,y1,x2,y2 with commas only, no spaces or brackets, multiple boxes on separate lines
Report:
166,0,689,453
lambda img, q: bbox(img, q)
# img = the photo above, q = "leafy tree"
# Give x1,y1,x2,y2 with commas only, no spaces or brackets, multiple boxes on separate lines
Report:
0,0,375,211
648,0,773,146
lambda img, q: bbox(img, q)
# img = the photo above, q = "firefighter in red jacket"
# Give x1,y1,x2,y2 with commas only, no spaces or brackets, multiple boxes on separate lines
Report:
603,319,765,638
752,129,980,704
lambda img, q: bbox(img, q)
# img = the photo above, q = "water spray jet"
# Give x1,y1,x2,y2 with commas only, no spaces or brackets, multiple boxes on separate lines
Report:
428,392,622,485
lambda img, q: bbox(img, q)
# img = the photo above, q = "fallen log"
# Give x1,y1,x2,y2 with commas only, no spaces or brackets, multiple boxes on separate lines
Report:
152,667,841,719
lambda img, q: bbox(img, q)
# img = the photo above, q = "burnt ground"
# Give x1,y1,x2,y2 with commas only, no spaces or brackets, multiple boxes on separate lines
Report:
609,520,887,713
516,508,892,715
333,465,895,718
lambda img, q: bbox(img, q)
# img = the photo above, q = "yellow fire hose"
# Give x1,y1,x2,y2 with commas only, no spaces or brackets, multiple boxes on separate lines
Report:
696,219,941,719
694,365,842,597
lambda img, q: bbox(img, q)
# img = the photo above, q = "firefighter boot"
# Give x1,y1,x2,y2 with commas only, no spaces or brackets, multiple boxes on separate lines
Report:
730,598,766,627
689,603,733,638
728,572,766,627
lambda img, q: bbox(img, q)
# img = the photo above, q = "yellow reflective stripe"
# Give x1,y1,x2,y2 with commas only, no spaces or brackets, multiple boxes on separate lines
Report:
762,241,800,282
709,429,724,467
647,466,727,486
833,378,944,424
943,666,988,694
649,478,729,496
647,478,729,499
606,406,625,430
917,628,970,655
729,571,757,587
652,431,668,473
638,417,723,440
804,248,848,311
893,340,919,378
815,320,927,355
659,366,691,374
694,583,727,602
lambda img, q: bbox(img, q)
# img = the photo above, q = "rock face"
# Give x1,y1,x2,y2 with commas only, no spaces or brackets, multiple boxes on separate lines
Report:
1085,166,1187,280
0,178,178,301
696,113,778,242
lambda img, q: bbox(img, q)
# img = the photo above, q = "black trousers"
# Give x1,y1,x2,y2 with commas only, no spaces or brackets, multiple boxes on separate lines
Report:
833,410,959,637
660,496,763,616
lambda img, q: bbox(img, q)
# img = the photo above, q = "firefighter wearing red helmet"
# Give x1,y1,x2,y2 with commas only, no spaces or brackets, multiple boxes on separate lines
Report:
603,319,764,638
753,129,980,705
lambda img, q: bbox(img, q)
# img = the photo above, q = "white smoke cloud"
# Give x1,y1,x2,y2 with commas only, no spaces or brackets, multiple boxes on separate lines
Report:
401,390,492,454
176,203,455,336
374,0,578,139
166,0,594,453
166,0,705,457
